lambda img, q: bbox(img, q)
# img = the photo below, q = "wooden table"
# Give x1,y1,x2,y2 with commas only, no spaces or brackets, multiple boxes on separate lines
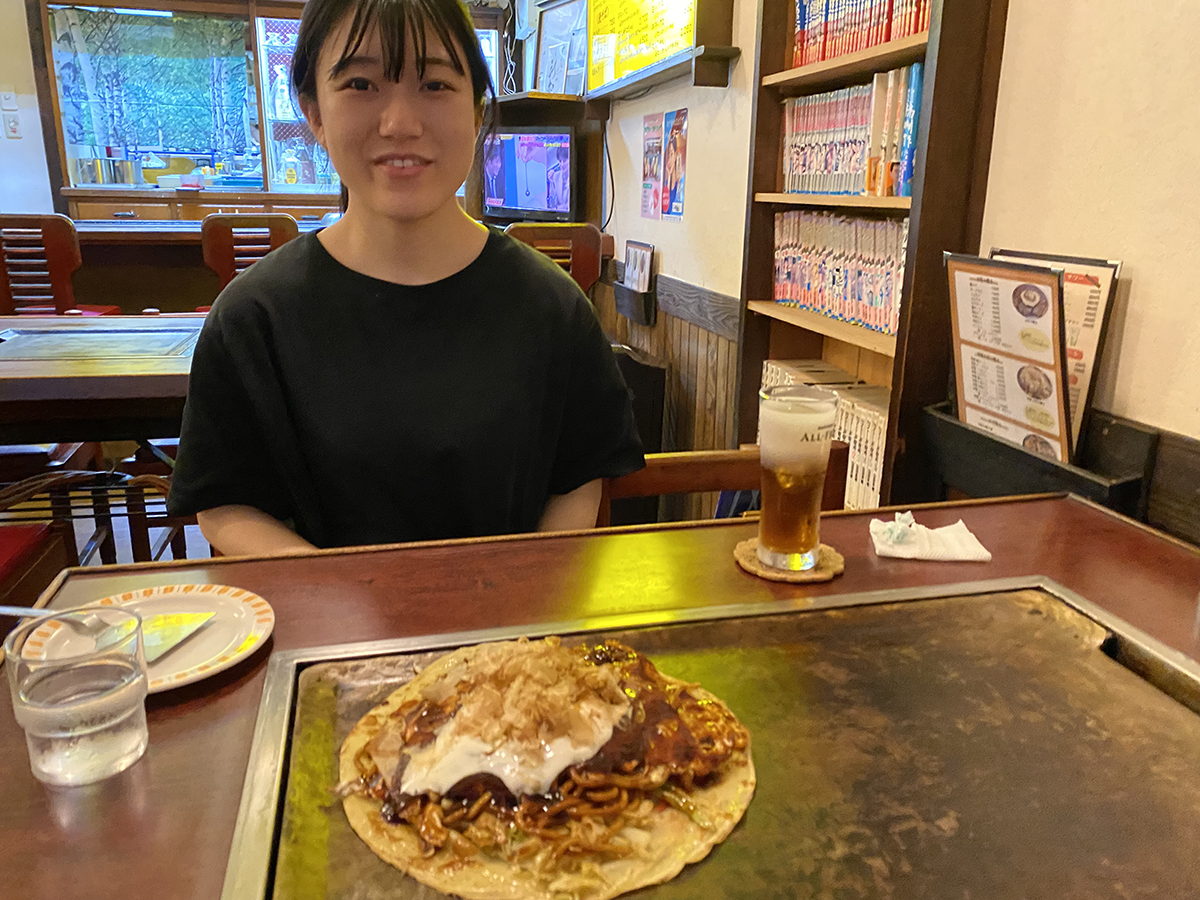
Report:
0,316,198,443
73,219,325,245
2,495,1198,899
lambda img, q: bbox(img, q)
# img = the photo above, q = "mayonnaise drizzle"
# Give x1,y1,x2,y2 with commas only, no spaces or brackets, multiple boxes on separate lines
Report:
400,697,627,797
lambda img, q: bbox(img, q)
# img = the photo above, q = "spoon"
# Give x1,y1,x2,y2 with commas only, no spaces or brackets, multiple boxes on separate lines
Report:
0,604,120,639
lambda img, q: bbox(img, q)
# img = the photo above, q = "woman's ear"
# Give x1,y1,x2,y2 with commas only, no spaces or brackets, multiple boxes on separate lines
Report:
300,95,326,147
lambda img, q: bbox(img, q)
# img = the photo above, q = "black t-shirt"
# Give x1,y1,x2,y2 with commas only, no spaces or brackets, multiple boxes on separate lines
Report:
168,228,645,548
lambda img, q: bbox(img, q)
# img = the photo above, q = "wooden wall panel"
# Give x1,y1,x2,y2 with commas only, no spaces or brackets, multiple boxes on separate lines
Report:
594,282,738,522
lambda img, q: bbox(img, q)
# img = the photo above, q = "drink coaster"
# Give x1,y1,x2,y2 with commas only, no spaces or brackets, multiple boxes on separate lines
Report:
734,538,845,583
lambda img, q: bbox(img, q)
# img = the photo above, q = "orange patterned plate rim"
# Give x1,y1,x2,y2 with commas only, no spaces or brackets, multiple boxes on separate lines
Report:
25,583,275,693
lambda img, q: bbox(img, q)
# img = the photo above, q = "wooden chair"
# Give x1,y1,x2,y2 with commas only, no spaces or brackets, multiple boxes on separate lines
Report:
0,442,101,483
505,222,603,293
0,214,120,316
596,443,850,527
0,470,193,565
0,523,72,610
201,213,299,291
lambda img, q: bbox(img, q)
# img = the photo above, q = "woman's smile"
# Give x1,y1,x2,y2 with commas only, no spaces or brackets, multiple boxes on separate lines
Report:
376,152,433,177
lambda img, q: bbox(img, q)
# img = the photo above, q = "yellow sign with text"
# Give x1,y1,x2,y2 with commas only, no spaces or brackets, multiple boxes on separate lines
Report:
587,0,696,92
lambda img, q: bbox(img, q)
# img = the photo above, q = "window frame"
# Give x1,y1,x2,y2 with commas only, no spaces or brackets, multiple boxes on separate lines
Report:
28,0,513,211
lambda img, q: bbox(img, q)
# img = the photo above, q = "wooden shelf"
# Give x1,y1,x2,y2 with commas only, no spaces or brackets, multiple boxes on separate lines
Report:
755,192,911,210
762,32,928,95
747,301,897,357
496,92,584,113
584,45,741,119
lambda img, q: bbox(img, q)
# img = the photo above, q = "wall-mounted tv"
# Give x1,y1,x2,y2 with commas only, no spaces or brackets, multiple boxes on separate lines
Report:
482,127,574,222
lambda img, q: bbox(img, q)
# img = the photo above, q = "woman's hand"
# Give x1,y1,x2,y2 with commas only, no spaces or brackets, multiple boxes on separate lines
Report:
196,505,318,556
537,479,603,533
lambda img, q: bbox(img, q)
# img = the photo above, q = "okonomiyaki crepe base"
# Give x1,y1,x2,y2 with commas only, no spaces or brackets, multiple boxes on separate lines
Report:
340,642,756,900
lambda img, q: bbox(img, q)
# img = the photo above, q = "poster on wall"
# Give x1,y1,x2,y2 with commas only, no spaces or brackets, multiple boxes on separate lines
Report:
945,253,1072,462
641,113,663,219
989,248,1121,451
662,108,688,219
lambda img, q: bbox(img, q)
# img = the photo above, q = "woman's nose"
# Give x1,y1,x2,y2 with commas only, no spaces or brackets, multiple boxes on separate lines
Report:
378,89,423,139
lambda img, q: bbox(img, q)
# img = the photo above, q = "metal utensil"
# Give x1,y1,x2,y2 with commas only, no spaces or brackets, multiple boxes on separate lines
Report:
0,606,215,663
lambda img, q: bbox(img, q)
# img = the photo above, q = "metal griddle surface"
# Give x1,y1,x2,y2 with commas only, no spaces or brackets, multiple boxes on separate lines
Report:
271,589,1200,899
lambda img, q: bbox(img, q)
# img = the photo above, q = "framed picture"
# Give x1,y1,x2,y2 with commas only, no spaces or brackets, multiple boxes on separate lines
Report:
536,0,587,95
624,241,654,293
945,253,1072,463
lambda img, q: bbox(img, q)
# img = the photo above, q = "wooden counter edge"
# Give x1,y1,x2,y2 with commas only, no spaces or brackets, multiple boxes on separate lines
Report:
38,492,1194,610
32,492,1067,600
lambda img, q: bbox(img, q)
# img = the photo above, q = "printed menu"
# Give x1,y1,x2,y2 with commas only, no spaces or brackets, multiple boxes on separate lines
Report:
945,254,1071,462
990,249,1120,451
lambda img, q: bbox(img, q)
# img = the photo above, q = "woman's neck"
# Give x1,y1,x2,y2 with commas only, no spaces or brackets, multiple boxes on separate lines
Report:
317,198,489,286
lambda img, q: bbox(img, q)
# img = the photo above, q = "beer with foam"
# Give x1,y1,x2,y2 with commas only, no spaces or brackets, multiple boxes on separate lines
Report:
757,385,838,571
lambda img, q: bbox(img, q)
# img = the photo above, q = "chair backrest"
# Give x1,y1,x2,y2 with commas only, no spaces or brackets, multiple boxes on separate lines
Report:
596,443,850,527
504,222,603,293
202,214,299,290
0,470,190,565
0,214,82,315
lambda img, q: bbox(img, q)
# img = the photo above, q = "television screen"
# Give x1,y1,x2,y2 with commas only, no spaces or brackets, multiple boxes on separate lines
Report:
482,129,573,221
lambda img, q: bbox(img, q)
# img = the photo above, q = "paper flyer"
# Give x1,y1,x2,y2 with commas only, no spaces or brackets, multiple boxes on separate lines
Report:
662,108,688,219
990,249,1121,449
641,113,663,219
946,255,1071,461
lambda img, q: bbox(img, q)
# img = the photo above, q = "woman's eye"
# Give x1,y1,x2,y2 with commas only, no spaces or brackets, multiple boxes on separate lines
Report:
344,77,374,91
423,80,452,92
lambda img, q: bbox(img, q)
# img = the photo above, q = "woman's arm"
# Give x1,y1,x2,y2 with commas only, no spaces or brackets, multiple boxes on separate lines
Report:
197,504,317,556
537,479,603,533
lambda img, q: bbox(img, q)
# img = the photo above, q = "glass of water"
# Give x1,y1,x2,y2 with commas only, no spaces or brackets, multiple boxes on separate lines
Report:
5,607,149,786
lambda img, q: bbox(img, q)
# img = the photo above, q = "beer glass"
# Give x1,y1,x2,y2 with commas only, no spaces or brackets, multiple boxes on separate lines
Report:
757,384,839,571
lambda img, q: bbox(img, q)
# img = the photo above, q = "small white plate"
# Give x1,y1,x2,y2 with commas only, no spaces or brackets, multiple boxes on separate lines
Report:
26,584,275,693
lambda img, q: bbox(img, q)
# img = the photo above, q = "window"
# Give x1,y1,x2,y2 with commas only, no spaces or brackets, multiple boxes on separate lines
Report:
476,27,501,93
257,17,338,193
48,5,263,190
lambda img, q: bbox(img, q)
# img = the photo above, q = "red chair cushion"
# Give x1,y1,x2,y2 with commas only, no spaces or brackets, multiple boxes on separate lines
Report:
0,523,52,583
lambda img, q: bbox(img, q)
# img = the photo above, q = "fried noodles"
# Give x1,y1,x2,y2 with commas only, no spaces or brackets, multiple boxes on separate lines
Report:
344,639,750,879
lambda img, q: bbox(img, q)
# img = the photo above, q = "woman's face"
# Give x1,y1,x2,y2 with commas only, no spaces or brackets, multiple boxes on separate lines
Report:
302,20,480,223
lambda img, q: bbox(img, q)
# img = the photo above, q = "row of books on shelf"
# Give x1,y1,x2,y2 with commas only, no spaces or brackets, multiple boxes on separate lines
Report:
761,359,890,510
772,210,908,335
794,0,931,67
782,62,923,197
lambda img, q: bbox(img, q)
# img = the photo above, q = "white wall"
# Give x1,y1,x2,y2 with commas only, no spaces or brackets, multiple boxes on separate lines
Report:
604,0,757,298
0,0,54,213
980,0,1200,439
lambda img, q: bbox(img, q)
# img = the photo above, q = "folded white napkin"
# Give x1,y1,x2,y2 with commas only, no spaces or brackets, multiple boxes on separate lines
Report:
869,511,992,562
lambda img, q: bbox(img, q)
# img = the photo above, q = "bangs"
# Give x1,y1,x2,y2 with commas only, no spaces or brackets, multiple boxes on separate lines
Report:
331,0,467,82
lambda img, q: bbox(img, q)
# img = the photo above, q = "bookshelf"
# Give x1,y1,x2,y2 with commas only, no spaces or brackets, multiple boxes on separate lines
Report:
754,192,912,210
746,301,898,357
762,32,929,94
737,0,1009,503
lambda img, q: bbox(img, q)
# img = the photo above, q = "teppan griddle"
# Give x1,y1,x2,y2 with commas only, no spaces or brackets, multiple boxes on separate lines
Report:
222,576,1200,900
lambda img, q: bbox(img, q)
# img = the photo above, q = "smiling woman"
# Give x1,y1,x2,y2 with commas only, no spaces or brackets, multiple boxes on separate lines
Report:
166,0,646,555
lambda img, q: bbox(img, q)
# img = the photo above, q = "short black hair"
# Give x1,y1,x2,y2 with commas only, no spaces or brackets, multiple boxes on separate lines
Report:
291,0,496,211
